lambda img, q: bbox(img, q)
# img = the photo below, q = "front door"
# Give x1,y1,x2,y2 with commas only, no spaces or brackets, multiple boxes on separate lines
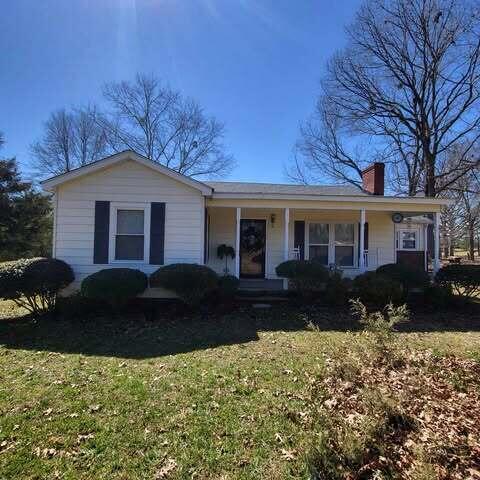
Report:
240,219,266,278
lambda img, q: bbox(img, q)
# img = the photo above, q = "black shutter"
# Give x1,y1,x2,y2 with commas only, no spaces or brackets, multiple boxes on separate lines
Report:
93,201,110,264
150,202,165,265
294,221,305,260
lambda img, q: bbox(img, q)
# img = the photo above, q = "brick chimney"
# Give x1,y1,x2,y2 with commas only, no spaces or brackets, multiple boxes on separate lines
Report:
361,162,385,195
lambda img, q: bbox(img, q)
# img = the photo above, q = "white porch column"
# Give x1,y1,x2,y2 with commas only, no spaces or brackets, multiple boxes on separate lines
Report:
283,208,290,290
284,208,290,261
423,225,428,271
359,208,366,271
235,207,241,278
434,211,440,273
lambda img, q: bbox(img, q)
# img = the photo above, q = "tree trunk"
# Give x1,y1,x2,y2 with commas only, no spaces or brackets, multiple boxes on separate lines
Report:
468,224,475,261
424,152,436,198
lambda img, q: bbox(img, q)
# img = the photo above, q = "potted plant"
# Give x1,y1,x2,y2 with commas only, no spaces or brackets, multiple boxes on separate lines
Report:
217,244,235,274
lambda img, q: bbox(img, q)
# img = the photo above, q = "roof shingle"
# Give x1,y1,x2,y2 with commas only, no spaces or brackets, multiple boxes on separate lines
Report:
205,181,367,196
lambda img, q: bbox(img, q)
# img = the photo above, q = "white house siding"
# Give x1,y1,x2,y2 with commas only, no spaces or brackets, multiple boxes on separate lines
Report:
54,159,204,291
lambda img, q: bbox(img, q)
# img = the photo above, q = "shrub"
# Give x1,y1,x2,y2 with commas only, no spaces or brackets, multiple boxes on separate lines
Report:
423,283,453,309
435,264,480,299
81,268,148,310
376,263,430,294
352,271,403,307
217,274,240,300
325,271,352,306
276,260,329,298
0,257,74,315
57,293,110,320
150,263,218,306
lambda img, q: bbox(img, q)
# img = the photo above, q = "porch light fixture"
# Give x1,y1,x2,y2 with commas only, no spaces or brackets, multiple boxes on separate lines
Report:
270,213,276,227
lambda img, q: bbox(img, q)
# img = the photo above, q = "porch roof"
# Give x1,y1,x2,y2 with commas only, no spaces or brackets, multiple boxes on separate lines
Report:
206,181,366,196
206,193,451,212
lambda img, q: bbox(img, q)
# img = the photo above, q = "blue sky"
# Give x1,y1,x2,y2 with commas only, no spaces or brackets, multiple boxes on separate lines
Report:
1,0,362,183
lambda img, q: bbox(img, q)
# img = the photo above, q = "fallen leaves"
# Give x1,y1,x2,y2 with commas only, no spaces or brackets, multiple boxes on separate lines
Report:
315,348,480,480
155,458,177,479
280,448,297,461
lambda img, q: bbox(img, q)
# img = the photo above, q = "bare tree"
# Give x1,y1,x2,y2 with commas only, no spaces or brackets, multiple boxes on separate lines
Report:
454,169,480,259
100,74,234,178
31,106,108,176
292,0,480,196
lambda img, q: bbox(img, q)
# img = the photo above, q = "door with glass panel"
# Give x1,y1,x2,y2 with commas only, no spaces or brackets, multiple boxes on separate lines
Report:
240,219,266,278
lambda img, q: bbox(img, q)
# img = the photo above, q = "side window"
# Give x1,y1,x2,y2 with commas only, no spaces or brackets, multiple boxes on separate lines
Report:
334,224,355,266
308,223,329,265
399,230,417,250
115,209,145,261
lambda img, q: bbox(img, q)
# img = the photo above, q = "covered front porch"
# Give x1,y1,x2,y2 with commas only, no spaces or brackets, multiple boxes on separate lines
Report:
205,202,442,287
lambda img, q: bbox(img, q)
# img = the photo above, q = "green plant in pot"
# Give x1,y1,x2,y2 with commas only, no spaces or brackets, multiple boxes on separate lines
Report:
217,244,235,274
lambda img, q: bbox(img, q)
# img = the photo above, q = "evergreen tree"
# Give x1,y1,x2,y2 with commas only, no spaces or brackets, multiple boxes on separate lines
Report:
0,138,52,260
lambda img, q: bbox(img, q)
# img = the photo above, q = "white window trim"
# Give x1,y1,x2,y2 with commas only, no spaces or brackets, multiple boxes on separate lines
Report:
109,202,151,264
397,228,418,251
306,221,358,268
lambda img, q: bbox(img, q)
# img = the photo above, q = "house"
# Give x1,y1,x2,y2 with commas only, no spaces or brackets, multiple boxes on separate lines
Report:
41,150,450,295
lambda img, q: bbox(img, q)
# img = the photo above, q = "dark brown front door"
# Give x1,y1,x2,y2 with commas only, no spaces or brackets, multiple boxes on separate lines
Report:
240,219,266,278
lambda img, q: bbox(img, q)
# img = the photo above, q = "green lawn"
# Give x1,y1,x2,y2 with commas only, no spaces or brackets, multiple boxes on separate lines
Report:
0,300,479,479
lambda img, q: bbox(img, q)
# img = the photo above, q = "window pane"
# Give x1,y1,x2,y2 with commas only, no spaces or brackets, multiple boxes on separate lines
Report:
401,231,416,249
335,224,354,245
115,235,144,260
309,223,329,244
309,245,328,265
335,245,354,266
117,210,144,235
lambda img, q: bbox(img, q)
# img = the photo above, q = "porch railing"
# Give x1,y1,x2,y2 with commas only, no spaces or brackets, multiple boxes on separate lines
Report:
363,249,379,269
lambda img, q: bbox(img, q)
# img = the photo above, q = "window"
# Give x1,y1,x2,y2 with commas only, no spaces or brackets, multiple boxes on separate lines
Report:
115,209,145,260
308,223,329,265
334,224,355,267
307,222,356,267
399,230,417,250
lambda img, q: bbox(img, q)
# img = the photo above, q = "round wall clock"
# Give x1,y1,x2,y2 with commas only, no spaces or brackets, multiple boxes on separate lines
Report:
392,213,404,223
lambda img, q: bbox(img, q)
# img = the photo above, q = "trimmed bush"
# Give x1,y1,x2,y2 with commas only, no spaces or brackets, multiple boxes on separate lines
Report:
218,274,240,299
81,268,148,310
376,263,430,294
352,271,403,307
0,257,74,315
435,264,480,299
150,263,218,306
423,284,453,309
325,272,352,306
276,260,329,298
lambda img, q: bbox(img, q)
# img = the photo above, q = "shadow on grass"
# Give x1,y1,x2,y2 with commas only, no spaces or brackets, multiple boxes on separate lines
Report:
0,300,479,359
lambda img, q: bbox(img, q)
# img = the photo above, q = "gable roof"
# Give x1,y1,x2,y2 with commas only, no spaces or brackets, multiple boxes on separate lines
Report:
205,181,366,196
41,150,213,195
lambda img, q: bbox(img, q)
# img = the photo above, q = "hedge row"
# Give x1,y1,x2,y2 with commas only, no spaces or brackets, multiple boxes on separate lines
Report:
1,257,477,315
275,259,480,308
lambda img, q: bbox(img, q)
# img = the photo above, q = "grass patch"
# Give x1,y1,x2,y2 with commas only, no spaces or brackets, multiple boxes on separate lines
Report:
0,300,479,479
